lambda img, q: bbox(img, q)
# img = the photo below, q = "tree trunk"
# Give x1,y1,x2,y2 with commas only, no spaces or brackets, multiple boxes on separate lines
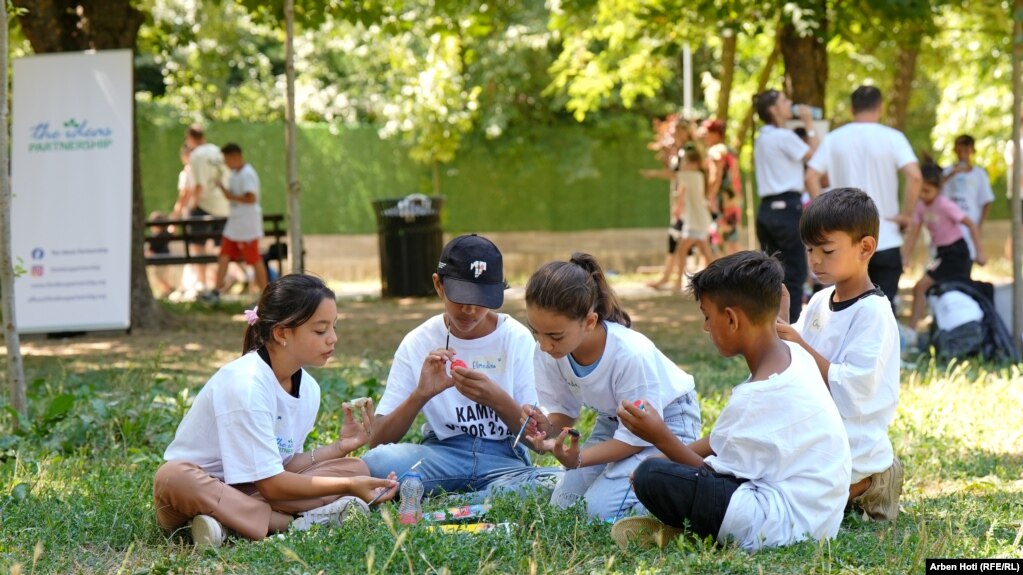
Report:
1,4,29,422
886,25,922,131
1011,0,1023,357
12,0,162,329
736,28,782,151
780,4,828,110
716,28,737,125
284,0,304,274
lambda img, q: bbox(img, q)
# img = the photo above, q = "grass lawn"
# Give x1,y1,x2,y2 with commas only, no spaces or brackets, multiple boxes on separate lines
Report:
1,287,1021,574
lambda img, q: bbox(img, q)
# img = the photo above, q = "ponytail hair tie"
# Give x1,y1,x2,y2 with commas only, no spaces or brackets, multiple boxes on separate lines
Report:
243,306,259,326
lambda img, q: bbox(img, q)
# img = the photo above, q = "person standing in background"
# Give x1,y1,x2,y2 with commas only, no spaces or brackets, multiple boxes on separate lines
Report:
185,124,230,290
805,86,922,310
753,89,819,322
942,134,994,263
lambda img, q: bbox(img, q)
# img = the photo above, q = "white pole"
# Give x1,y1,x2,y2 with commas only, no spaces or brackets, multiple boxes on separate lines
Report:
683,42,693,117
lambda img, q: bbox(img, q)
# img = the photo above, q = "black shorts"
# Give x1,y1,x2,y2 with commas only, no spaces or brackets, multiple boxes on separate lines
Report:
632,458,747,540
188,207,225,247
928,238,972,281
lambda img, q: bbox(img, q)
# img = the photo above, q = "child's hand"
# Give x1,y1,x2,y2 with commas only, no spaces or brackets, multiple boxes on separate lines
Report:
352,473,399,505
778,284,791,323
975,250,988,266
414,349,457,401
775,319,803,345
337,401,372,454
521,404,552,439
551,427,582,469
617,400,672,447
451,365,500,405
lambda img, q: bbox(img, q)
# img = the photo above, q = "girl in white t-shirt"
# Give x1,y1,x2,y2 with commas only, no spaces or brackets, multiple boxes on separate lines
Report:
521,253,702,519
154,275,399,547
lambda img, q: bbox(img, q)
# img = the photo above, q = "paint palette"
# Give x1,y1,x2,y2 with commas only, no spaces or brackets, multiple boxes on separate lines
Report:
425,504,492,522
427,522,511,534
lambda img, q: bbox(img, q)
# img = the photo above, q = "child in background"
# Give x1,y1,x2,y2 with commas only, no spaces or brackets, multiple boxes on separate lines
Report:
902,158,987,333
672,142,716,275
942,134,994,263
154,275,399,547
776,188,903,521
521,253,701,520
363,234,555,497
646,117,697,291
611,251,849,551
146,211,176,298
203,143,269,302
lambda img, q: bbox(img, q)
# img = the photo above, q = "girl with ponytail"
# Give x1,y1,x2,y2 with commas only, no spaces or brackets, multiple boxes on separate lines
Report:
154,274,398,547
522,253,702,520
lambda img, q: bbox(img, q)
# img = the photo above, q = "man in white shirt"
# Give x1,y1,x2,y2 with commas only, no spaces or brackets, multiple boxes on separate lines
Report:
753,89,819,322
805,86,922,308
184,124,230,289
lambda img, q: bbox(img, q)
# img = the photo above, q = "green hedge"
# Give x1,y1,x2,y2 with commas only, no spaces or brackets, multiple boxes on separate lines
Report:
138,120,672,234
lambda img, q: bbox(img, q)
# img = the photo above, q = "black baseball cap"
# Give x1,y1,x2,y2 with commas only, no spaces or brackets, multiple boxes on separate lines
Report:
436,234,507,308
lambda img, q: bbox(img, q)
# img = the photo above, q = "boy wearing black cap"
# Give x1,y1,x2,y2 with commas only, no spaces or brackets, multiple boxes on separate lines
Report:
363,234,557,495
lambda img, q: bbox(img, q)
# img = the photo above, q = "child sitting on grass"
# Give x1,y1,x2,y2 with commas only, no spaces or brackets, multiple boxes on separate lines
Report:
611,251,850,551
902,158,987,335
154,275,398,548
777,187,904,521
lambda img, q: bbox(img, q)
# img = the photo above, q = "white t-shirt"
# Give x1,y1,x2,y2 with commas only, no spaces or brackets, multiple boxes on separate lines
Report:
535,321,696,448
223,164,264,242
376,314,537,441
189,142,230,216
177,167,194,197
708,341,850,552
164,352,320,485
807,122,918,252
942,165,994,259
793,286,899,482
753,125,809,197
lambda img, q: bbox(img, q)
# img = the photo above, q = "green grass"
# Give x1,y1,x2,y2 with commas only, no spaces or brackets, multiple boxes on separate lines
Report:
1,300,1022,574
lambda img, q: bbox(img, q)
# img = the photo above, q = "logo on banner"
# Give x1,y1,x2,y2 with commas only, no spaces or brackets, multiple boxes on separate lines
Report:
27,118,113,153
31,248,44,260
30,266,44,277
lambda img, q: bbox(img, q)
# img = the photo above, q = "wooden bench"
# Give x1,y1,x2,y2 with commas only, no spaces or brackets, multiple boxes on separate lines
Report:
144,213,288,274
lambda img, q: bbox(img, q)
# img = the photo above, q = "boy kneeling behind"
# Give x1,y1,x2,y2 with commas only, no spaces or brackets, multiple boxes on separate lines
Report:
612,251,850,551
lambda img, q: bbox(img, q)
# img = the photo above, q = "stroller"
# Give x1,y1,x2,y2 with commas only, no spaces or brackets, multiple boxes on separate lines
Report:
926,279,1019,363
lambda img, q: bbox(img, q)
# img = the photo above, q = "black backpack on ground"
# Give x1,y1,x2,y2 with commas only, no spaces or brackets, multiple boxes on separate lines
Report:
926,279,1019,364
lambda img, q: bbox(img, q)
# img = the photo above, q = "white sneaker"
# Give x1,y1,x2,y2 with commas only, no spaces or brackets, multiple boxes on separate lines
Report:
190,514,226,548
290,496,370,532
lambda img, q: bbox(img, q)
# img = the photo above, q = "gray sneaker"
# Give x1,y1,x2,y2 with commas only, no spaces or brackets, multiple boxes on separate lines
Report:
290,496,370,532
190,514,226,548
853,456,905,521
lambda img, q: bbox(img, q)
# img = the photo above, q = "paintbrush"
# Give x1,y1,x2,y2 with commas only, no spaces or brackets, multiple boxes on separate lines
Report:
512,404,538,449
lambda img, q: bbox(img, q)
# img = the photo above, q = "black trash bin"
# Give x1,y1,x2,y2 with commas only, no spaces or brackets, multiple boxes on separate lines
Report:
372,194,445,297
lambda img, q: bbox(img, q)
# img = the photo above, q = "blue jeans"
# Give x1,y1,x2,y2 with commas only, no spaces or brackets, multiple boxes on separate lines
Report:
549,390,702,520
363,432,562,498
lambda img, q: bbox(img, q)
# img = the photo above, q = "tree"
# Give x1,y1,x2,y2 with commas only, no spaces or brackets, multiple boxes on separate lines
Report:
779,1,827,110
1,3,28,421
12,0,162,329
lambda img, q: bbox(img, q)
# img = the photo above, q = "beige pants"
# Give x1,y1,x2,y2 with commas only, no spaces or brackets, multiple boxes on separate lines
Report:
153,457,367,541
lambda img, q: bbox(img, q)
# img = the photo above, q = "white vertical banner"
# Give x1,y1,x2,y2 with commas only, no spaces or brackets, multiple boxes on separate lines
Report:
11,50,133,334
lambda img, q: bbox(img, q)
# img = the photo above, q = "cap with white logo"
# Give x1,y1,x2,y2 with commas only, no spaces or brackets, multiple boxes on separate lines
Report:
437,234,507,308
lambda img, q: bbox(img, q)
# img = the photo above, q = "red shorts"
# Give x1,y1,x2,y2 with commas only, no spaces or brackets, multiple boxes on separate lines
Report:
220,238,262,265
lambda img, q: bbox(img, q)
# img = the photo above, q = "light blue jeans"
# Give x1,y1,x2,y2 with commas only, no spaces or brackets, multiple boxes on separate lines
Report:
550,389,702,520
363,432,562,498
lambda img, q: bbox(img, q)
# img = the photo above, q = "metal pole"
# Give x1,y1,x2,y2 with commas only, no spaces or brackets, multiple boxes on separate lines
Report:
1011,0,1023,356
284,0,304,273
683,43,693,117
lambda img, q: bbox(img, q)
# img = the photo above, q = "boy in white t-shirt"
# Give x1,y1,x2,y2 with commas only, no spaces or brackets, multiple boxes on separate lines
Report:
942,134,994,261
776,187,904,521
363,234,559,496
611,251,850,551
203,142,268,301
